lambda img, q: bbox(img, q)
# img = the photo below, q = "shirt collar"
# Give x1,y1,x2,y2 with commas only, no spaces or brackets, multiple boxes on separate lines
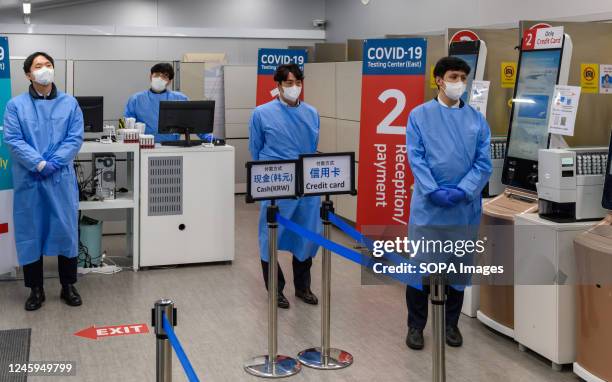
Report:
278,96,300,107
29,83,57,100
436,96,463,109
150,88,168,95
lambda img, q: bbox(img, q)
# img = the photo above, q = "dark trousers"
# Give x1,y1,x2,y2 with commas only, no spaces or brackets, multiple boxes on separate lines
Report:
23,256,78,288
406,285,464,330
261,257,312,294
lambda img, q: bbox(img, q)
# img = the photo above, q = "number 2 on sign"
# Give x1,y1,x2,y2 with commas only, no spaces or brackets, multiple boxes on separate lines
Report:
377,89,406,135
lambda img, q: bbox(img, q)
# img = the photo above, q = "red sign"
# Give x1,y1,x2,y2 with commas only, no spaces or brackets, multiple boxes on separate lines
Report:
529,23,553,31
450,30,480,43
521,26,563,51
74,323,149,340
0,223,7,235
256,49,307,106
357,38,427,229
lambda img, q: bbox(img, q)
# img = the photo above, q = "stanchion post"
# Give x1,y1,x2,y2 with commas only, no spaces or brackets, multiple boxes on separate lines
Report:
297,195,353,370
430,275,446,382
152,299,177,382
244,200,302,378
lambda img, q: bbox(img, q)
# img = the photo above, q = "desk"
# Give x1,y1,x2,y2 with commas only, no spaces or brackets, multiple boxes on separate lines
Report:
78,142,140,269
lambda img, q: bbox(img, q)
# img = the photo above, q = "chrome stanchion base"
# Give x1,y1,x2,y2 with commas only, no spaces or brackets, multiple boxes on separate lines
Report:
244,355,301,378
297,347,353,370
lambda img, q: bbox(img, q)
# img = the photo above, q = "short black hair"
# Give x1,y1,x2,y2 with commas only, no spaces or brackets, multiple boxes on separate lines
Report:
273,64,304,83
150,63,174,80
433,56,471,79
23,52,54,74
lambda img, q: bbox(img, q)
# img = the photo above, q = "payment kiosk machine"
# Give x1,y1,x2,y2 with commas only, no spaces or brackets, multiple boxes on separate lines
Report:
448,40,487,103
572,131,612,382
449,39,488,317
478,27,573,337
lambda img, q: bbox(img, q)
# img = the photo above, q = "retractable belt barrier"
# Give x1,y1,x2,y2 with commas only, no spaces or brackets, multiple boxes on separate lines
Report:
276,213,420,288
277,212,448,381
162,313,200,382
152,300,200,382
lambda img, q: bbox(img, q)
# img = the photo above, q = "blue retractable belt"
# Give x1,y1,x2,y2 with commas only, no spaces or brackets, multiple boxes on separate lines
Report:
277,213,422,288
162,313,200,382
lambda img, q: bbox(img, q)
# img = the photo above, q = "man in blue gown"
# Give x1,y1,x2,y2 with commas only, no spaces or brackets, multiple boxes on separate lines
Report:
405,57,492,349
3,52,84,311
249,64,321,309
124,63,188,143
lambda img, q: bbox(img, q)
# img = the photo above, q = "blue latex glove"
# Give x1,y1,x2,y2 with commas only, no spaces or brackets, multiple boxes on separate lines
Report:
446,187,466,204
429,189,456,208
39,161,60,179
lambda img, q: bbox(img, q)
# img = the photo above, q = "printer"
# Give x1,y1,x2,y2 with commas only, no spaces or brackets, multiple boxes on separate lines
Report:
537,148,608,222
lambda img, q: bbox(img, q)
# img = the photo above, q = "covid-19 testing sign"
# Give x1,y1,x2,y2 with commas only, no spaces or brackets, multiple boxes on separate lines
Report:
0,36,17,273
357,38,427,229
256,48,307,106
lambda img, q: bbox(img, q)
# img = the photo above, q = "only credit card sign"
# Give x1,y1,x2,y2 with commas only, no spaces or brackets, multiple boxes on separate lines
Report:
246,160,298,202
300,153,356,196
522,26,563,51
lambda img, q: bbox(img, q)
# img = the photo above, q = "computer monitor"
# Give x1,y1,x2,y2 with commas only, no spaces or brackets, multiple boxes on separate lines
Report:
76,96,103,133
158,100,215,147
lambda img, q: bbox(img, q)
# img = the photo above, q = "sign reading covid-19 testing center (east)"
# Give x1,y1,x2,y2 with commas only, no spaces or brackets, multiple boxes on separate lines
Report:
0,36,18,273
356,38,427,229
245,160,298,203
300,153,356,197
256,48,307,106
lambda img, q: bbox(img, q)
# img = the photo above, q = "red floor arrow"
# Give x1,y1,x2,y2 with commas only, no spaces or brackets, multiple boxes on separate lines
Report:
74,323,149,340
0,223,8,235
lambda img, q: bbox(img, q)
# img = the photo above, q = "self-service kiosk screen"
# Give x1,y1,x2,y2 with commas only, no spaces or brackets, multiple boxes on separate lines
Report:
452,53,478,102
506,49,562,161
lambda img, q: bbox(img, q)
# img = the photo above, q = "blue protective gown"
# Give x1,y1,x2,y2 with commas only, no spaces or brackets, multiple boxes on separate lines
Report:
124,89,188,142
406,99,492,289
249,98,322,262
3,85,84,266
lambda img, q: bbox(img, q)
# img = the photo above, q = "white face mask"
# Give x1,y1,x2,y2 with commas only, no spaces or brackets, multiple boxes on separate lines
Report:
442,80,466,101
151,77,168,92
282,85,302,103
32,67,54,86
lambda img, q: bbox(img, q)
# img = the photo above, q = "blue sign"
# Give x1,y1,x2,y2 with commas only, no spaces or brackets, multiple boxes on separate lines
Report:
362,38,427,76
0,36,13,191
257,48,307,75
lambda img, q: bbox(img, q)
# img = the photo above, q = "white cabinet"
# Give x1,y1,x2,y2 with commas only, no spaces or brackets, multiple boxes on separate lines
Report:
139,145,235,267
514,213,596,368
